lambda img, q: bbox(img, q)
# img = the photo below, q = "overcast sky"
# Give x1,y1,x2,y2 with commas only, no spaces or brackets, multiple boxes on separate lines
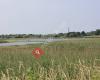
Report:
0,0,100,34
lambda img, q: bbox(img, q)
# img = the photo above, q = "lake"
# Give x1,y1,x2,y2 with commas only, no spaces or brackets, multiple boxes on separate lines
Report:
0,39,65,46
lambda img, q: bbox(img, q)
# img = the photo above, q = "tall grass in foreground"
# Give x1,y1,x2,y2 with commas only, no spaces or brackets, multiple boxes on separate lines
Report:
0,38,100,80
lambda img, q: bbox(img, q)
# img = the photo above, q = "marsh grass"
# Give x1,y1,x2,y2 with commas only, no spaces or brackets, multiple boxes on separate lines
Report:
0,40,8,43
0,38,100,80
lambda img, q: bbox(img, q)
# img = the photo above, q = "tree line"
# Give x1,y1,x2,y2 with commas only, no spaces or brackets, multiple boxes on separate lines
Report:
0,29,100,39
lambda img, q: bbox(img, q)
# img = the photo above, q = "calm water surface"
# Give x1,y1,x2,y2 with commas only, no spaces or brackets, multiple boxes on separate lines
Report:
0,39,65,46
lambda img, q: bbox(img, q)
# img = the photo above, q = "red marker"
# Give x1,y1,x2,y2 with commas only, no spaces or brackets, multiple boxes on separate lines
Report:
32,48,44,59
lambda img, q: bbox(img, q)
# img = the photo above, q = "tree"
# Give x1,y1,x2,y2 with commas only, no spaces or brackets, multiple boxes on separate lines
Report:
95,29,100,35
67,32,81,37
76,32,81,37
81,31,86,36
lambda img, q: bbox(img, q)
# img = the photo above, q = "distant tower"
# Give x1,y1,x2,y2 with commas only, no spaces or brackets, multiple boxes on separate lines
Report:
68,27,69,33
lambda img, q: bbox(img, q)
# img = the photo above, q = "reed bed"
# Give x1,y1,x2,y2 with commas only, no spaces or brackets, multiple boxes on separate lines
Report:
0,38,100,80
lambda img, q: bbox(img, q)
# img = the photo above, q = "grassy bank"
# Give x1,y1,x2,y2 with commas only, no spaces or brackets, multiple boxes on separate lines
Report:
0,38,19,43
0,38,100,80
0,40,9,43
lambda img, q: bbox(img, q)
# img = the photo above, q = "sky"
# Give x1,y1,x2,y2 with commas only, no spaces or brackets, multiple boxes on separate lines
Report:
0,0,100,34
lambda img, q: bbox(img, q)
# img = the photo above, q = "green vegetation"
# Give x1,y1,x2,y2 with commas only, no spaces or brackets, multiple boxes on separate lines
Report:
0,29,100,39
0,38,100,80
0,39,17,43
0,40,9,43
